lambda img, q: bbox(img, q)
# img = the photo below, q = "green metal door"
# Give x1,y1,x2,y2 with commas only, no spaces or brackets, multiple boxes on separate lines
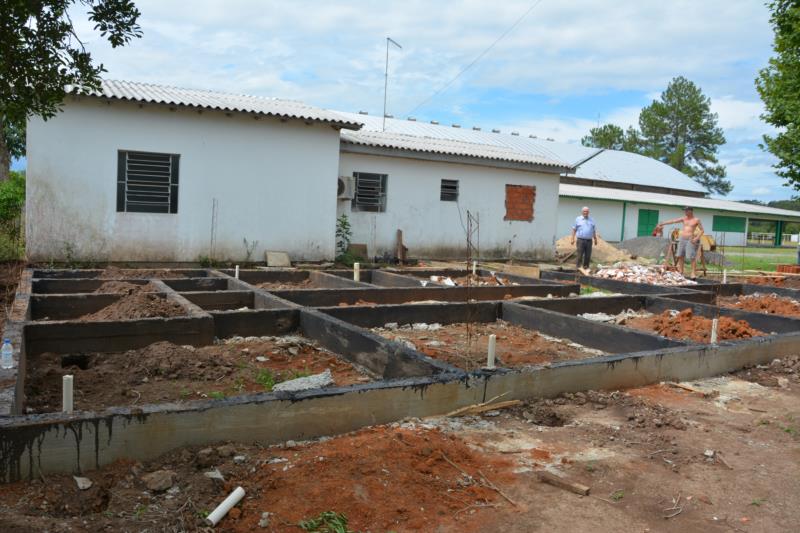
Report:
637,209,659,237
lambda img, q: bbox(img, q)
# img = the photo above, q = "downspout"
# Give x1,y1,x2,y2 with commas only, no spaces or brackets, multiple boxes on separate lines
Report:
620,201,627,242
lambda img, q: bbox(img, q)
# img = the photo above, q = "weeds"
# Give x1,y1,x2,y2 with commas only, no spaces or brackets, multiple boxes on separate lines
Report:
751,498,767,506
298,511,353,533
255,369,275,391
243,238,259,263
209,391,225,400
179,388,191,399
610,489,625,502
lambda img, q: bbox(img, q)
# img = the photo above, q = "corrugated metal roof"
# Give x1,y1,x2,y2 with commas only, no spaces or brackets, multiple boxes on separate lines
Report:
85,80,362,129
336,112,707,193
341,129,569,170
560,183,800,219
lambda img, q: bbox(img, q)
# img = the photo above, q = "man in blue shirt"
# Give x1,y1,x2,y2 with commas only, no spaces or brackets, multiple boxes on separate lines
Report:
571,206,598,274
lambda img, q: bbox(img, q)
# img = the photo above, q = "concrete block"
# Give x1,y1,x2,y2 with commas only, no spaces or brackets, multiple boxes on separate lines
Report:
265,251,291,267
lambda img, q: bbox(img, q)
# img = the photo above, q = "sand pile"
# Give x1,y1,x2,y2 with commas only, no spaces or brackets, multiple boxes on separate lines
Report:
555,235,631,263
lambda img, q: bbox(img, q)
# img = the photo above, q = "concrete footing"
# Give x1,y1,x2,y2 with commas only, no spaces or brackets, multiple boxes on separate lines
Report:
3,266,800,481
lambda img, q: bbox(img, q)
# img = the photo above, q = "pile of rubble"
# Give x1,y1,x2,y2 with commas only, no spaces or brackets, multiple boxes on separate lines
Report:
593,263,697,286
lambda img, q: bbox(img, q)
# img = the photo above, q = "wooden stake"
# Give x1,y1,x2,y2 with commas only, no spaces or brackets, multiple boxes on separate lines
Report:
536,470,590,496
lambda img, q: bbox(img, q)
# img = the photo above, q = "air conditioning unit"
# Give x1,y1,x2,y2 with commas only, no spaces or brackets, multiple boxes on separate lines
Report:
337,176,355,199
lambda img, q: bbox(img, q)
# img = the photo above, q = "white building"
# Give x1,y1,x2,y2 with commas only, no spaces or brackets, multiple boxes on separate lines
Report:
26,81,360,262
26,80,800,263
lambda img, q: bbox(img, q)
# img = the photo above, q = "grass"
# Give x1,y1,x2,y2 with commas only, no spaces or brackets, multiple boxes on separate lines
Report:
610,489,625,502
298,511,353,533
706,245,797,273
208,391,225,400
255,368,276,391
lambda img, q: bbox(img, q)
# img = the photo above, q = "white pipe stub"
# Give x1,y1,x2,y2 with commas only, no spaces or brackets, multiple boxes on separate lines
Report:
206,486,245,526
353,262,360,282
710,318,719,345
62,375,74,413
485,334,497,370
235,265,239,279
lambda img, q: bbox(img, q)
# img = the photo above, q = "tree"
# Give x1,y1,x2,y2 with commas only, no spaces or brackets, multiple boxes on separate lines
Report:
581,124,625,150
756,0,800,191
638,77,730,195
581,124,642,152
581,77,731,196
0,1,142,180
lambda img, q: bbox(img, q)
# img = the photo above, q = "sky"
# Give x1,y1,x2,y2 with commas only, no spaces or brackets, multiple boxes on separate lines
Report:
27,0,787,201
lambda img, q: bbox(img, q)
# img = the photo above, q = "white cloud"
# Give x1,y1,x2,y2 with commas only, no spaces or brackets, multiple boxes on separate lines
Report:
751,187,772,196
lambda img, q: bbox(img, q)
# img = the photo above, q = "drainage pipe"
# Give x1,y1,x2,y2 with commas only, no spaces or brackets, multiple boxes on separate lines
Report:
206,486,245,526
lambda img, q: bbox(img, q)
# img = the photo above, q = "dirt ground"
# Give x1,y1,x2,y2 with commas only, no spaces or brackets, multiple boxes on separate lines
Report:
93,281,159,294
745,275,800,289
5,357,798,532
373,320,604,371
626,309,765,343
98,267,191,279
24,336,372,413
718,293,800,317
79,290,187,321
255,279,315,290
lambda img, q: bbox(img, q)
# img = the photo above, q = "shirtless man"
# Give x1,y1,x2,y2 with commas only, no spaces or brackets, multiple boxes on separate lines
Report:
655,206,704,279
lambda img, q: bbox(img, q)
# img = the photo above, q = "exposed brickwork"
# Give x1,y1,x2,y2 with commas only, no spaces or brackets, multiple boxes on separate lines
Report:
777,264,800,274
504,184,536,222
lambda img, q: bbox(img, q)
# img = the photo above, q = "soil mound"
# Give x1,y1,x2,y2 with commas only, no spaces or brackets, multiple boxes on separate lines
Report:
80,292,186,321
723,293,800,317
628,308,765,343
746,275,800,289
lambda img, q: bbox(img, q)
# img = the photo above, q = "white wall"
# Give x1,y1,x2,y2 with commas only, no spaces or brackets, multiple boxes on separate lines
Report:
558,198,623,242
559,197,749,246
337,153,560,259
27,97,342,262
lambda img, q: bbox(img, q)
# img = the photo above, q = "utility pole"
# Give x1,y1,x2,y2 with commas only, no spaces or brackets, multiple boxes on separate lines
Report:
383,37,402,132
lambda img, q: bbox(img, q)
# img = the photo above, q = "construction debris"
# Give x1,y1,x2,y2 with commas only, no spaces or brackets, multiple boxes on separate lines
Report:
272,369,334,392
594,264,697,286
580,309,651,325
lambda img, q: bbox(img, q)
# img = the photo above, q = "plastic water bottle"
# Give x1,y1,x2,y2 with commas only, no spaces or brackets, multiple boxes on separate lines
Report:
1,339,13,369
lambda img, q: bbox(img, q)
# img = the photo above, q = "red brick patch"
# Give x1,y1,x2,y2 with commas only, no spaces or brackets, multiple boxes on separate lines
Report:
504,184,535,222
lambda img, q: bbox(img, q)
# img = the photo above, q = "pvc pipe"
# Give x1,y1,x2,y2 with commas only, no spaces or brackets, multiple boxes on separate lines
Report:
472,261,477,276
722,269,727,284
234,265,239,279
206,486,245,526
353,262,360,282
710,318,719,345
486,334,497,369
62,375,74,413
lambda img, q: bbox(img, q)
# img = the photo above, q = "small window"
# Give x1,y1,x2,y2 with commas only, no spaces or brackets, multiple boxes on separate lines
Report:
440,179,459,201
504,184,535,221
117,150,179,213
352,172,387,212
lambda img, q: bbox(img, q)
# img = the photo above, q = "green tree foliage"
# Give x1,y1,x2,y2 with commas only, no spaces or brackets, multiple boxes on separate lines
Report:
638,77,729,195
581,124,641,152
581,124,625,150
756,0,800,191
581,77,731,196
0,1,143,180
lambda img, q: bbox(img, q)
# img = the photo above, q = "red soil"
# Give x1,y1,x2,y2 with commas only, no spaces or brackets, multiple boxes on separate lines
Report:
719,294,800,317
626,309,765,343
